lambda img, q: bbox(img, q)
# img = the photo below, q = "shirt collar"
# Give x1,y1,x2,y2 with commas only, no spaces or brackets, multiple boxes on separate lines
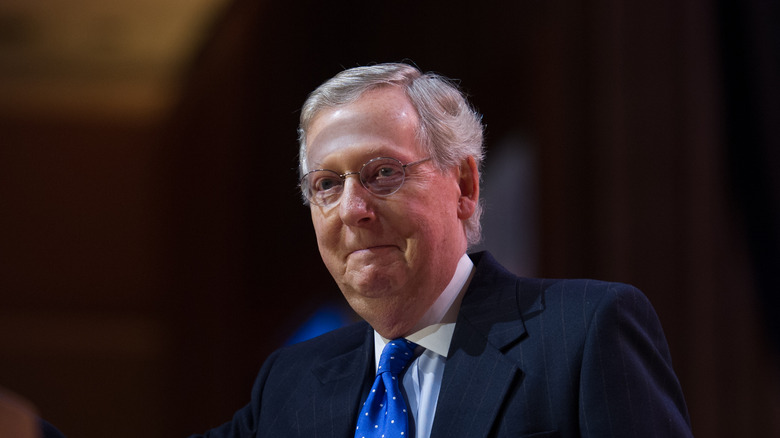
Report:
374,253,474,368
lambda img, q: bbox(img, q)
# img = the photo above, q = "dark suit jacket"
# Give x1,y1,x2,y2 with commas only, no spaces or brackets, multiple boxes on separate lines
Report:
193,251,692,437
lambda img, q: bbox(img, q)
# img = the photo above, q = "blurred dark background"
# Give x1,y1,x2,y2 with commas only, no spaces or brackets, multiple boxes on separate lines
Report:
1,0,778,436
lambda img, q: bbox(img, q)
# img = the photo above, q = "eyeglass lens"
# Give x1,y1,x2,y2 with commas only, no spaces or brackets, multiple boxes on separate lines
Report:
303,157,408,206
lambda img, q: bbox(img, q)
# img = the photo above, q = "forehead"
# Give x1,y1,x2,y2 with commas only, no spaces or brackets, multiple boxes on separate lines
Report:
305,87,423,168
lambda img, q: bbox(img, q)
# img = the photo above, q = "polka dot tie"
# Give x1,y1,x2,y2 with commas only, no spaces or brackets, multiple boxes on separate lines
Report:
355,338,417,438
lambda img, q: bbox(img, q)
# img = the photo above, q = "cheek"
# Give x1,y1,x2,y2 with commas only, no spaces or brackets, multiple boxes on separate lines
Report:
412,201,461,250
311,212,327,242
311,209,330,235
311,212,341,257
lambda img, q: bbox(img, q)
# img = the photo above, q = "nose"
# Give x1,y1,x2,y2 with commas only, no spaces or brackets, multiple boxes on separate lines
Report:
338,176,375,226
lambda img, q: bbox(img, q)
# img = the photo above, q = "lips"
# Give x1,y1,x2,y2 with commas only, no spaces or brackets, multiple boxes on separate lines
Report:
348,244,399,257
354,244,394,252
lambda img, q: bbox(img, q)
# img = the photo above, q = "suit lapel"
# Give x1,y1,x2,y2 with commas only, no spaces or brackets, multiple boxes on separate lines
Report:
304,326,374,438
431,252,537,438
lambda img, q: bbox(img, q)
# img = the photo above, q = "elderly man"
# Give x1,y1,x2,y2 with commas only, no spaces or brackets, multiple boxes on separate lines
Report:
193,63,692,437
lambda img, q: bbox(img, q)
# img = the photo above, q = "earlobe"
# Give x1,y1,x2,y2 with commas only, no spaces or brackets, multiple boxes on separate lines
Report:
457,156,479,220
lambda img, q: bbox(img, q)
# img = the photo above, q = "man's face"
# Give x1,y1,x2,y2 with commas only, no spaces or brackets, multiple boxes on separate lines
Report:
304,86,471,338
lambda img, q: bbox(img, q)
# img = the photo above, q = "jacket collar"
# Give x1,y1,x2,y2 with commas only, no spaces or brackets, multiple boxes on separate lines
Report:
431,251,535,438
307,323,375,436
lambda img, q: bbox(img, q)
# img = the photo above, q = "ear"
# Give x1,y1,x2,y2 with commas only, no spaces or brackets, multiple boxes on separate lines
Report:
456,156,479,220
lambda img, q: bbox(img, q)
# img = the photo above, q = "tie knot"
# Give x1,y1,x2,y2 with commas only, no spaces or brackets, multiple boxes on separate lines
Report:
378,338,417,375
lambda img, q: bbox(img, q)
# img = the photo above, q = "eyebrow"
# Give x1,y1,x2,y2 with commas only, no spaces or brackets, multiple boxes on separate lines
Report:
308,153,406,172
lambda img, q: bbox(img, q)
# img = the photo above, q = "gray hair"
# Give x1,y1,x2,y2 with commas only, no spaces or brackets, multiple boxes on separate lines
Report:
298,62,485,246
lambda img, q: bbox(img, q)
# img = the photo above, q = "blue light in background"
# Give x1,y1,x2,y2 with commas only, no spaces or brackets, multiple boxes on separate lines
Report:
285,303,354,345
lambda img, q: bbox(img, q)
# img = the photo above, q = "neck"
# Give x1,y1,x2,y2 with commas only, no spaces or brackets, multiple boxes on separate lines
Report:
371,253,474,338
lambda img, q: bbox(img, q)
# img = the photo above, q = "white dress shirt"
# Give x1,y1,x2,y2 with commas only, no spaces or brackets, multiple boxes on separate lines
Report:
373,253,474,438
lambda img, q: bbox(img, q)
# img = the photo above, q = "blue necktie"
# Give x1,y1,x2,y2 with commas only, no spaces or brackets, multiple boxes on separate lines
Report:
355,338,417,438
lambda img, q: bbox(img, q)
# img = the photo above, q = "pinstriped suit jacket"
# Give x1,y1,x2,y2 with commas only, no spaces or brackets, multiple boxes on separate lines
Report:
193,251,692,437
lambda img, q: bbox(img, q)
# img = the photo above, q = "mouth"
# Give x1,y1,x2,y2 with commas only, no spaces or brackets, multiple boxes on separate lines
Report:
349,245,398,256
358,244,395,251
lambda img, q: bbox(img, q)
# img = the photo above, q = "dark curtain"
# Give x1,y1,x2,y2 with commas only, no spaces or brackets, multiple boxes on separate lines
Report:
718,0,780,355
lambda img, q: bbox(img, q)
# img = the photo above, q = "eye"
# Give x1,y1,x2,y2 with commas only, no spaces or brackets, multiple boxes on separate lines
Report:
375,165,402,181
318,179,334,191
364,160,403,184
309,171,343,192
362,159,405,195
377,166,400,178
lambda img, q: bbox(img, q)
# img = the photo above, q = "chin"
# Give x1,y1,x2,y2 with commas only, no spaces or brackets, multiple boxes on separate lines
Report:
349,279,399,299
342,266,407,298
